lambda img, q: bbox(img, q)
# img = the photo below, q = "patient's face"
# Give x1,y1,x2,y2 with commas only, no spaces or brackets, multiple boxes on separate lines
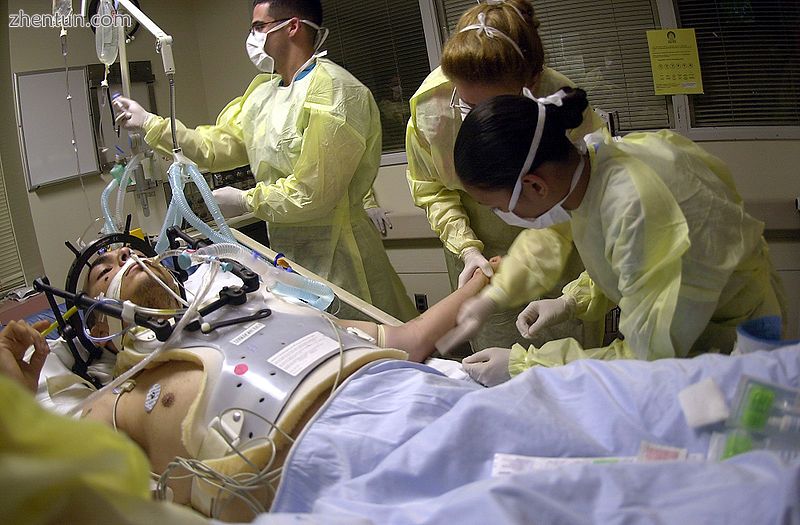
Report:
86,247,177,309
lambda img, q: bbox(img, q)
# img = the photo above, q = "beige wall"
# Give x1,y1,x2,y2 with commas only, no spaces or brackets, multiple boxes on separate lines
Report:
701,140,800,338
190,1,255,121
702,140,800,231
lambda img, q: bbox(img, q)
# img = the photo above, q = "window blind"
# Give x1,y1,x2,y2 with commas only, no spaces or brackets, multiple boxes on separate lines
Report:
0,155,26,294
321,0,431,152
675,0,800,127
438,0,671,131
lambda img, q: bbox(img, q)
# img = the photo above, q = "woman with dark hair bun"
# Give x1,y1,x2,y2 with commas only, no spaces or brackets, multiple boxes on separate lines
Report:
446,88,786,387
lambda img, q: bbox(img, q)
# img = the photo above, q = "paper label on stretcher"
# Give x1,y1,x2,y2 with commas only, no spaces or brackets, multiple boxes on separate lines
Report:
268,331,339,376
230,322,265,346
491,453,637,477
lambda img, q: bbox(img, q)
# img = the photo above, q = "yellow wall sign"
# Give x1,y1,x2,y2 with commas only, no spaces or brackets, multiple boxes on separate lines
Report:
647,28,703,95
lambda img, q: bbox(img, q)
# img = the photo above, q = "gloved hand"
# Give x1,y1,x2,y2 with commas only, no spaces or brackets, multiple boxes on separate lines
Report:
212,186,249,218
516,295,577,339
458,247,494,288
434,291,497,355
462,347,512,387
112,96,153,131
366,207,392,236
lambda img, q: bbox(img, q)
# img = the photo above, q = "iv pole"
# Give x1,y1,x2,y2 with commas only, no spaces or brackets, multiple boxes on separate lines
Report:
103,0,175,237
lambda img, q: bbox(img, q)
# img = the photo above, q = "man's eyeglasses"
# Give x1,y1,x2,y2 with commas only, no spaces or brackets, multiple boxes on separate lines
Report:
449,88,474,115
249,18,290,36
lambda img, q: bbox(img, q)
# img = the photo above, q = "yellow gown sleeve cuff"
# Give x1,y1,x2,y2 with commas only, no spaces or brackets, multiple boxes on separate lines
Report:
362,188,379,209
508,338,635,377
143,114,170,151
508,340,587,374
243,187,257,212
508,343,531,377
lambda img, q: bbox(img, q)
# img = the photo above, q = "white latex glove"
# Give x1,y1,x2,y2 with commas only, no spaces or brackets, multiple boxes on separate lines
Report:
366,207,392,236
516,295,577,339
462,347,512,387
434,291,497,355
212,186,249,218
112,96,153,131
458,247,494,288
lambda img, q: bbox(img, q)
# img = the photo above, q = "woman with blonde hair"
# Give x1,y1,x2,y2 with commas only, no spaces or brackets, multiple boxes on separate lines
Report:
406,0,604,354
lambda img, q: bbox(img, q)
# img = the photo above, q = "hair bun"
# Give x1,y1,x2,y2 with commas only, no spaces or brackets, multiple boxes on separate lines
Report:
550,87,588,130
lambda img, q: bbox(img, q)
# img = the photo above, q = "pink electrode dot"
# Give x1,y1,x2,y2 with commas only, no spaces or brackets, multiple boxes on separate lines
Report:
234,364,249,376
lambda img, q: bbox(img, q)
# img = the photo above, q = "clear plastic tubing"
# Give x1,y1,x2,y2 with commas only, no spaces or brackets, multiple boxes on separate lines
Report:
100,177,119,234
185,243,335,311
115,153,144,227
154,161,236,253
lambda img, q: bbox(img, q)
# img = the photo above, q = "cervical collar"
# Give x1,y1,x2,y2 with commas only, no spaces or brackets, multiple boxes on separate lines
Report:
119,289,405,515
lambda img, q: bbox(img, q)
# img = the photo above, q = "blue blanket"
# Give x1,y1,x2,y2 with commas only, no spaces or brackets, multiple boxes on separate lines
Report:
271,348,800,524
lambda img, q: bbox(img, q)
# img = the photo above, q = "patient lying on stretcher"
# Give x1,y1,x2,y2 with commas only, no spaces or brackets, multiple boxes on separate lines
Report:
75,247,499,519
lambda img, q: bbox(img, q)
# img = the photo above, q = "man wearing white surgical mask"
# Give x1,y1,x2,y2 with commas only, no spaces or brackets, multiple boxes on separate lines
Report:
113,0,417,322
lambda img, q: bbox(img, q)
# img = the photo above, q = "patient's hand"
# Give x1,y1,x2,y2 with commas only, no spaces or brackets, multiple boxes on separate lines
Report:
0,320,50,392
469,256,503,287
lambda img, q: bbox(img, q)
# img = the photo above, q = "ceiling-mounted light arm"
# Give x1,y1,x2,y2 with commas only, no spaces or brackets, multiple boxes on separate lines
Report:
115,0,175,76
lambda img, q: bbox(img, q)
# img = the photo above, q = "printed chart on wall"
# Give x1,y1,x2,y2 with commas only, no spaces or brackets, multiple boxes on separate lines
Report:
646,29,703,95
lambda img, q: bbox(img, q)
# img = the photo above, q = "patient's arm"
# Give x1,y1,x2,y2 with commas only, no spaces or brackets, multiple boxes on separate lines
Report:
340,260,498,362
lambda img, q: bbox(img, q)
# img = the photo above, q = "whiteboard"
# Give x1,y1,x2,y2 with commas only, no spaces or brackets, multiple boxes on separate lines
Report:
15,67,100,190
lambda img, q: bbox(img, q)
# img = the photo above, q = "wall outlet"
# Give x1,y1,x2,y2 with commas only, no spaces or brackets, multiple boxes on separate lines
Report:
414,293,429,313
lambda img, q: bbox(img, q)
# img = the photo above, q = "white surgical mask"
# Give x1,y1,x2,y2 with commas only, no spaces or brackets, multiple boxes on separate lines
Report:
492,90,586,229
246,19,328,74
492,156,584,229
246,18,291,73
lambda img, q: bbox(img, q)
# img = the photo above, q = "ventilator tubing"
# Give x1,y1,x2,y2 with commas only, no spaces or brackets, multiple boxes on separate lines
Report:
101,153,143,234
155,161,237,253
115,153,143,227
100,177,119,234
187,242,335,311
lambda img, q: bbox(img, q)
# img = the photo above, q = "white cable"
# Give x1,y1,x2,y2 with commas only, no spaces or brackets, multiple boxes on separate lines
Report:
323,315,346,396
130,253,190,306
153,321,344,519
